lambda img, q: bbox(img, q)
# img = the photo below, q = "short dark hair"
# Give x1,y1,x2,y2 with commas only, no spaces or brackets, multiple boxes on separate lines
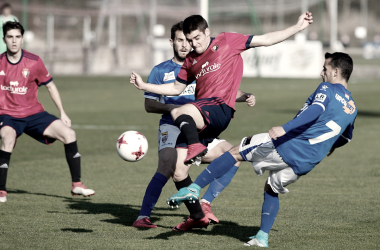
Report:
171,21,183,40
3,21,24,38
183,15,208,35
325,52,353,82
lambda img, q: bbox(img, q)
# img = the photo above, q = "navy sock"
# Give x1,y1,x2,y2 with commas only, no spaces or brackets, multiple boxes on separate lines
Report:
260,191,279,234
174,115,199,145
139,173,168,217
202,165,239,203
194,152,237,188
0,150,11,191
175,175,204,220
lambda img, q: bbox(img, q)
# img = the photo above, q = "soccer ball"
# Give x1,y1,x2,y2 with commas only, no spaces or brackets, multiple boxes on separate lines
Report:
116,131,148,162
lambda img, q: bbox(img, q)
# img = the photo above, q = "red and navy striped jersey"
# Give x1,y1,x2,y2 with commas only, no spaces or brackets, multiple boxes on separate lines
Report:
0,50,52,118
177,32,253,110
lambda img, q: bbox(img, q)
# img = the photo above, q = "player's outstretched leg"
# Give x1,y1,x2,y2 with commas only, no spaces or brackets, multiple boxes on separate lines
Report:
200,165,240,224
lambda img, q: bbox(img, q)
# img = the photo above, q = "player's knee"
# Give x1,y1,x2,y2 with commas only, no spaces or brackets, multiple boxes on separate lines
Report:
63,128,76,143
0,128,17,150
172,171,187,182
228,145,241,159
170,108,180,120
157,157,176,177
1,136,16,150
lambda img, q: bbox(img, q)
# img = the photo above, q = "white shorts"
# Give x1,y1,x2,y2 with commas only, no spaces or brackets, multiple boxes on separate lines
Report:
157,124,226,152
157,124,180,151
239,133,299,194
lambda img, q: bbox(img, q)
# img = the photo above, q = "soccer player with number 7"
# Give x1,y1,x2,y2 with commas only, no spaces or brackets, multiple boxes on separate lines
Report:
167,52,357,247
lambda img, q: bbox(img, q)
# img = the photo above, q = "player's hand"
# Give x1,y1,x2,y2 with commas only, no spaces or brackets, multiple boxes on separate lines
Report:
245,94,256,107
61,112,72,127
269,126,286,140
295,11,313,31
130,71,145,90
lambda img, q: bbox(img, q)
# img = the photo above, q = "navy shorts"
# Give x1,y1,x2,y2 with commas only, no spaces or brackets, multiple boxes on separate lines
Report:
176,97,234,147
0,111,59,144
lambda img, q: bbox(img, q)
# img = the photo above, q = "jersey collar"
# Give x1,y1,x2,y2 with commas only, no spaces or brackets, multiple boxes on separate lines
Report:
207,37,215,49
6,49,23,65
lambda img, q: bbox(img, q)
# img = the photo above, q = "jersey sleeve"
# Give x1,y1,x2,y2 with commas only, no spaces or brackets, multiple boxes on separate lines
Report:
282,104,324,133
310,83,332,111
35,58,53,86
224,32,254,53
176,59,195,85
143,66,161,101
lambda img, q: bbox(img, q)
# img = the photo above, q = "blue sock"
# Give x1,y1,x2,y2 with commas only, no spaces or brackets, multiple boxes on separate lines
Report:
202,165,239,203
194,152,237,188
260,191,279,234
139,173,168,217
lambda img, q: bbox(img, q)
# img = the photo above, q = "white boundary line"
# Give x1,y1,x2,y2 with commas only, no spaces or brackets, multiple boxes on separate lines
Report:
71,124,150,130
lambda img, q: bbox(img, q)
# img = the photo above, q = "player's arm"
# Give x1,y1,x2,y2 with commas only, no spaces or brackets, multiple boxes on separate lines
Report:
45,81,71,127
249,12,313,47
130,71,186,96
236,89,256,106
145,99,181,114
269,104,323,140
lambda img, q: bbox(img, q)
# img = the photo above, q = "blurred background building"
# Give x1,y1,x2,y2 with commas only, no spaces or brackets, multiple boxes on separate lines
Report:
5,0,380,78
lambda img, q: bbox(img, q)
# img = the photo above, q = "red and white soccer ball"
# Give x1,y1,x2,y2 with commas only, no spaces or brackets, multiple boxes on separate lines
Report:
116,131,148,162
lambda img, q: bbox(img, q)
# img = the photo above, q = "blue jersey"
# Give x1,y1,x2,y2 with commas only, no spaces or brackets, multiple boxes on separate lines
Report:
274,82,357,175
143,59,196,126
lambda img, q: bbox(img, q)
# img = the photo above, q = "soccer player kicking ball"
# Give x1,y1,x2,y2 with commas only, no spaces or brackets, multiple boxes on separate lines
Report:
133,21,255,229
0,21,94,203
131,12,313,166
167,52,357,246
131,12,312,230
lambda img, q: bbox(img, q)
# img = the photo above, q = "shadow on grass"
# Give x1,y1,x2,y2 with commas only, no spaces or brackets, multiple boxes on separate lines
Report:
146,220,260,242
7,189,263,242
7,188,185,229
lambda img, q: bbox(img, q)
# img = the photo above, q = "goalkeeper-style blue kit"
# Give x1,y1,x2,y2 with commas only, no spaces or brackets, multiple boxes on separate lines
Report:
274,82,357,175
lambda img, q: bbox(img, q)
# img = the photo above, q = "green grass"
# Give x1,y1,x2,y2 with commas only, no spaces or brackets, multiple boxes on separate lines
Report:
1,76,379,249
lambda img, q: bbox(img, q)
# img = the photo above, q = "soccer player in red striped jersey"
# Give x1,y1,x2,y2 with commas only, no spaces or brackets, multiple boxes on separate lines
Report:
0,21,94,203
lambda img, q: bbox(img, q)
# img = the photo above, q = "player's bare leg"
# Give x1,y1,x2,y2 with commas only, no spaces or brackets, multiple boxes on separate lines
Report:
133,147,176,228
0,126,16,202
44,120,95,197
171,104,208,164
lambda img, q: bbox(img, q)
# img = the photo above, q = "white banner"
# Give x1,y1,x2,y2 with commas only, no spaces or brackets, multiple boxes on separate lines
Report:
242,40,324,78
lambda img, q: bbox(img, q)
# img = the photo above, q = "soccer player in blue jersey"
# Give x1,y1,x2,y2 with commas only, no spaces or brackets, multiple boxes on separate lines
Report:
167,52,356,246
132,21,255,228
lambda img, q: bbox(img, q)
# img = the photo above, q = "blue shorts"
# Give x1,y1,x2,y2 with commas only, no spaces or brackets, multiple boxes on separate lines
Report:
0,111,59,144
176,97,234,147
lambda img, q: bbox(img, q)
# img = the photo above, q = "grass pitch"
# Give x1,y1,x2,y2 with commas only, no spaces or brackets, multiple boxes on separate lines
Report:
1,76,379,249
